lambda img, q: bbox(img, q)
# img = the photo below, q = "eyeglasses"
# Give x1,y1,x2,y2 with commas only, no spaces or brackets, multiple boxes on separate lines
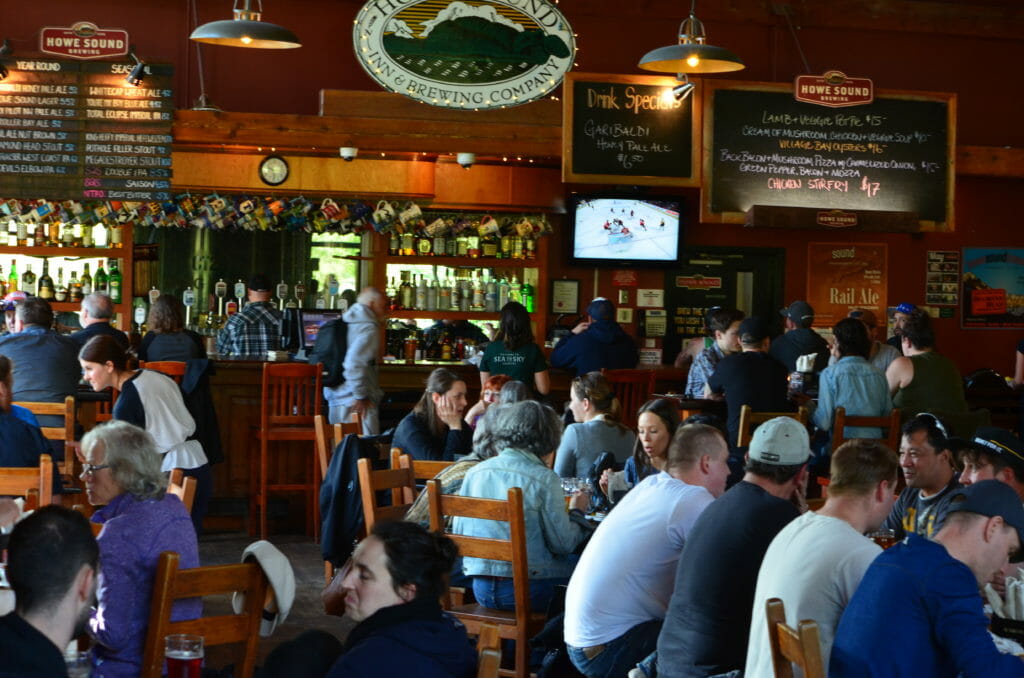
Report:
82,463,111,476
916,412,949,438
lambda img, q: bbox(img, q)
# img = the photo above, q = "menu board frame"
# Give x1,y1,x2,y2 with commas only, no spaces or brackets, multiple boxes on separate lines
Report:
562,72,701,186
700,79,956,231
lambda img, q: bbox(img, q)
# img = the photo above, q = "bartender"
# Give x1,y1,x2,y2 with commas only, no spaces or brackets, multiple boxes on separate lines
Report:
215,273,282,356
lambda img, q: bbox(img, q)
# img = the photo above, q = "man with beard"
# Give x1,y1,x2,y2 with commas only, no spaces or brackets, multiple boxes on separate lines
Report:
0,505,99,677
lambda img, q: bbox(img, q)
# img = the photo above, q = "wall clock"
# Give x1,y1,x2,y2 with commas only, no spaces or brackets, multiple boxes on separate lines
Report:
258,155,289,186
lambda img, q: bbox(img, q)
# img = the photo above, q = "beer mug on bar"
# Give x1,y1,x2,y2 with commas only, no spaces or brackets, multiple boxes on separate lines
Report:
165,633,203,678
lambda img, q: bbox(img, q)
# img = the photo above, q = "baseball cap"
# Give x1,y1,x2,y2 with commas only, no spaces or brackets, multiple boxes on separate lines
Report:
969,427,1024,477
738,316,769,344
231,540,296,636
848,308,878,328
587,298,615,322
247,273,272,292
894,302,916,315
946,480,1024,561
780,300,814,325
0,291,26,312
748,417,811,465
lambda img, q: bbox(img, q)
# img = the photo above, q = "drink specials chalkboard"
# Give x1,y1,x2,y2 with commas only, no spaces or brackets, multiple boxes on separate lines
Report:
563,72,699,186
702,81,955,229
0,58,173,201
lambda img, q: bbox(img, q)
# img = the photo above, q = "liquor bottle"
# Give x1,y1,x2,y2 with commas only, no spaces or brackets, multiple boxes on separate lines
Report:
482,232,499,258
509,274,522,303
441,333,453,361
432,234,446,256
521,279,535,313
385,278,397,311
499,234,513,259
416,234,432,256
414,274,427,310
37,260,54,300
16,219,28,247
46,221,60,247
81,222,93,248
456,233,469,257
94,261,108,293
20,264,36,297
69,269,83,302
467,233,480,259
388,232,400,256
458,277,471,312
72,223,83,248
92,222,108,248
80,263,92,296
524,237,536,259
511,236,524,259
110,223,123,248
61,223,74,248
484,271,498,313
471,271,485,310
438,275,451,311
54,268,67,302
425,276,438,311
108,259,122,303
33,223,45,247
450,274,461,311
7,259,17,293
398,273,413,310
498,275,510,308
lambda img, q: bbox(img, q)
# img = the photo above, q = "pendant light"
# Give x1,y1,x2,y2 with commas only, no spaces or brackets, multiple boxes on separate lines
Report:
190,0,301,49
638,0,743,74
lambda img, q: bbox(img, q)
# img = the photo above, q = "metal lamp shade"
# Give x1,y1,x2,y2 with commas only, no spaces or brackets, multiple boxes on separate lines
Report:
638,42,744,74
190,18,301,49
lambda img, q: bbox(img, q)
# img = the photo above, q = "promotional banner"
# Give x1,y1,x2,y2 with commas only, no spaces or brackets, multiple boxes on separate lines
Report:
806,242,887,328
962,248,1024,328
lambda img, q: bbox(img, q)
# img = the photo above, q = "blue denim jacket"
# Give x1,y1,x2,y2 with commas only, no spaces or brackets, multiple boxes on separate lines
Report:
454,447,587,579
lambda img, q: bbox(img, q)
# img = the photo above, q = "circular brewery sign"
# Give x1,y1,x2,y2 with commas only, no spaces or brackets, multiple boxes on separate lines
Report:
353,0,575,109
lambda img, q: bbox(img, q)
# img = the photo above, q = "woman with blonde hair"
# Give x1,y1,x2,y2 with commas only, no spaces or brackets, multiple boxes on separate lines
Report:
555,371,636,478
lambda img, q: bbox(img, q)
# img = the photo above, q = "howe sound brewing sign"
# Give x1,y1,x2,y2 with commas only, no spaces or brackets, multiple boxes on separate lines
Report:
41,22,129,60
353,0,575,109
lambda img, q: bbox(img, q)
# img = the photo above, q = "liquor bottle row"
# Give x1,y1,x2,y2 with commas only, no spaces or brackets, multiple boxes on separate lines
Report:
387,230,538,259
385,267,536,314
0,218,125,249
0,255,124,303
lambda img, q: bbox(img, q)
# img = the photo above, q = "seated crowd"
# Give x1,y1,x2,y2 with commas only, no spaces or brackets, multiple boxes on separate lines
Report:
3,295,1024,678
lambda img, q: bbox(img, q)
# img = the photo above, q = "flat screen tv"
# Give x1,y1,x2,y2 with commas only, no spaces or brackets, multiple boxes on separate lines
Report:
567,194,683,267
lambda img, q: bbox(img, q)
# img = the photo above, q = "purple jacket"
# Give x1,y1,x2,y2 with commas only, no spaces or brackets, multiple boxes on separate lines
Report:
90,492,200,678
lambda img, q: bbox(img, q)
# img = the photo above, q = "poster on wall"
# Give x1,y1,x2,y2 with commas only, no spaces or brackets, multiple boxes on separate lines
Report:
806,242,887,328
925,251,960,307
961,248,1024,328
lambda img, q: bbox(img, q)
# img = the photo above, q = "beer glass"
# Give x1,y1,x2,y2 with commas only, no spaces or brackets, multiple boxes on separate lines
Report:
165,634,203,678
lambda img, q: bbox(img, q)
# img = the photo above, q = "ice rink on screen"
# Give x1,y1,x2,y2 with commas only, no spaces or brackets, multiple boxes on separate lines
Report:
574,198,679,260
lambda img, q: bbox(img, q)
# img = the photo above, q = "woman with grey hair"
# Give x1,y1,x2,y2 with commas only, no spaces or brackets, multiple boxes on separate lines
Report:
81,420,199,678
454,400,591,613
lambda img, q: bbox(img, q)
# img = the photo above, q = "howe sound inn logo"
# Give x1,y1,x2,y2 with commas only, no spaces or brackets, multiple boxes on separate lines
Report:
40,21,130,59
353,0,575,109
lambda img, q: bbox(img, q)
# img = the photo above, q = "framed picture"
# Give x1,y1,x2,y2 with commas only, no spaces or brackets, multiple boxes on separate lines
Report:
551,279,580,315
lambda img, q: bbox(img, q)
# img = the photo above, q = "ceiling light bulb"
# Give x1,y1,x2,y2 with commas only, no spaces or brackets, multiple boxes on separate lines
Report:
687,55,700,67
241,35,253,44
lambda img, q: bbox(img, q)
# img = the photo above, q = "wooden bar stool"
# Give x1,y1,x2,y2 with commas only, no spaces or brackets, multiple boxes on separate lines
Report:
249,362,322,539
138,360,187,384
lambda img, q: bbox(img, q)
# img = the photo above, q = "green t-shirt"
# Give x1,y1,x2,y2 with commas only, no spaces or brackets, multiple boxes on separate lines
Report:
480,340,548,386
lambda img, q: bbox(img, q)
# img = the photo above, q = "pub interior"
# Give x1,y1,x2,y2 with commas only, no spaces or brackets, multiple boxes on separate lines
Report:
1,0,1024,676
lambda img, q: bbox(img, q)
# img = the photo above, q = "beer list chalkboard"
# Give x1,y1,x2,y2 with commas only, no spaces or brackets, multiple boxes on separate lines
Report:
0,58,173,201
707,86,953,226
563,73,697,186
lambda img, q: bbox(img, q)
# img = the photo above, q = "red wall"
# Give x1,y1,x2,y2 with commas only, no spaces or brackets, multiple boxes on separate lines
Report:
6,1,1024,374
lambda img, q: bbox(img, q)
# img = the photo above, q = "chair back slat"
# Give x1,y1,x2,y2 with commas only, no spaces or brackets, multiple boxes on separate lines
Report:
738,405,810,448
14,397,76,477
139,361,186,384
766,598,825,678
356,458,414,530
601,369,657,429
167,471,197,513
140,551,267,678
831,407,902,453
477,623,502,678
0,455,53,506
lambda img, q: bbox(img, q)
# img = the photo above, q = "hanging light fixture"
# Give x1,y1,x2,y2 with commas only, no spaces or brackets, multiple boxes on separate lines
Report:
672,74,695,101
190,0,301,49
125,47,146,87
638,0,743,74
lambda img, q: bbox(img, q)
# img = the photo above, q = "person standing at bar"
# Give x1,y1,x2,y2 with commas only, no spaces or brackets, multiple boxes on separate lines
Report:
323,287,384,435
216,273,281,357
69,293,129,350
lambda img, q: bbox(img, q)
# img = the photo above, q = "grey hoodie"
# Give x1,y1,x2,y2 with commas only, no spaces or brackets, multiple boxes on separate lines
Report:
323,302,382,408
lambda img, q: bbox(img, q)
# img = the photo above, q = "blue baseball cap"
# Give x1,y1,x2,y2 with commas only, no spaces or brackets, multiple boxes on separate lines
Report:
946,479,1024,561
587,298,615,322
894,302,916,315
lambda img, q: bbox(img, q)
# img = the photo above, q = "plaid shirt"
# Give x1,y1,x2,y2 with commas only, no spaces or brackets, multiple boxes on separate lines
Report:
684,342,725,398
215,301,281,356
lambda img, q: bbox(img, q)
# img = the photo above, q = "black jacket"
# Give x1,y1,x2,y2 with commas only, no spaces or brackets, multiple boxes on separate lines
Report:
181,359,223,465
321,432,385,565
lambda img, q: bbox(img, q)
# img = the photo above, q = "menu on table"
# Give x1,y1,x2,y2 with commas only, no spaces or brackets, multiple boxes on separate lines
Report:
0,58,173,201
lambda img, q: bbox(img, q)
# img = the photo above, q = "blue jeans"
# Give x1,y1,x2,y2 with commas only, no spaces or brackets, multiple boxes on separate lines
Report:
472,576,564,613
567,619,662,678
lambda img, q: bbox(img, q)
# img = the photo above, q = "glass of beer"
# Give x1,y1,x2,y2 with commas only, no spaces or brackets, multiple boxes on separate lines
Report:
868,528,897,550
165,634,203,678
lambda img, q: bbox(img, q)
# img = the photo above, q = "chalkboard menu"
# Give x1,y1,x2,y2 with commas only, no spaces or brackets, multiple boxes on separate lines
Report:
562,72,699,187
0,58,173,201
703,82,954,229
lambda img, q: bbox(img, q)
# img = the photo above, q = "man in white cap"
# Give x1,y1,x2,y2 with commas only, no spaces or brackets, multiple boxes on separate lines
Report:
653,417,810,678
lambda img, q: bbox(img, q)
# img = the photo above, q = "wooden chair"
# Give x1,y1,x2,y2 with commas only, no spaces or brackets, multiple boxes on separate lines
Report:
356,457,415,530
426,480,544,678
601,369,657,429
477,623,502,678
13,397,77,478
250,362,323,540
765,597,825,678
831,407,902,453
139,360,186,384
0,454,53,507
140,551,268,678
94,388,119,424
167,468,198,513
315,413,363,481
737,405,810,448
390,448,455,503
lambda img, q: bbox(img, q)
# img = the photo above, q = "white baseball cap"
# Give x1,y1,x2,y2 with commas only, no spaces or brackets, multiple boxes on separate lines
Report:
748,417,810,466
231,540,296,637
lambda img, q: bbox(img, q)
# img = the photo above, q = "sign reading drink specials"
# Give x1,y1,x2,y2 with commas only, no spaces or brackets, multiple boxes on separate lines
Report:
353,0,575,109
41,22,129,60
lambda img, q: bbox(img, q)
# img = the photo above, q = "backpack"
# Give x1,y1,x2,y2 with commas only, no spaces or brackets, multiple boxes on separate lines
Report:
309,318,348,387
